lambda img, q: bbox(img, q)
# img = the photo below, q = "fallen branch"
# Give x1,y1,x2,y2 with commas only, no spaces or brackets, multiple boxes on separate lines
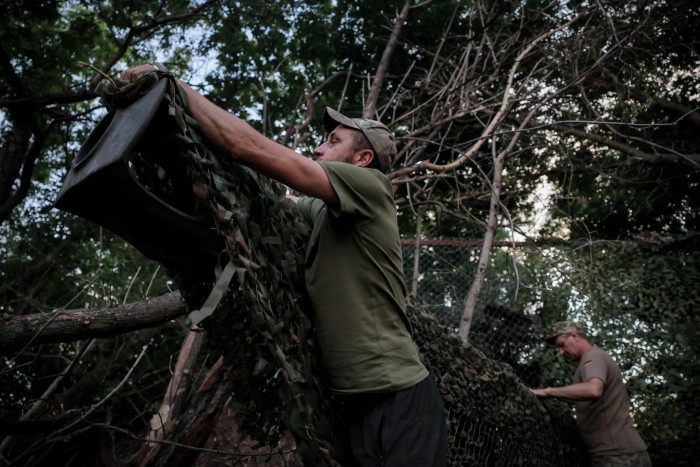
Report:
0,292,187,353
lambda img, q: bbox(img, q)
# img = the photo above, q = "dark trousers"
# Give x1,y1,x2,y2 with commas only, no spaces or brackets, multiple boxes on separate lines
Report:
336,375,447,467
591,450,652,467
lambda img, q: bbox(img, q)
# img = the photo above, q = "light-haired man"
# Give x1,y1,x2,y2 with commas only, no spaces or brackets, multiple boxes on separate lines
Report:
121,65,447,466
531,321,651,467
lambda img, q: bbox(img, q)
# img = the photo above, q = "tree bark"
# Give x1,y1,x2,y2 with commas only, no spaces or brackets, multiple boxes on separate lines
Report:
142,357,229,467
0,292,187,353
458,142,504,342
133,329,208,465
364,0,412,118
410,206,425,297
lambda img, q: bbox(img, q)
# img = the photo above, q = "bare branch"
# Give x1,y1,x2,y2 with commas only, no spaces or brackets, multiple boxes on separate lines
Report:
0,292,187,353
364,0,413,118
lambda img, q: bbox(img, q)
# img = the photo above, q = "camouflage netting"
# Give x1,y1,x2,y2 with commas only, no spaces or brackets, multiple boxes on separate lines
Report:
96,73,588,466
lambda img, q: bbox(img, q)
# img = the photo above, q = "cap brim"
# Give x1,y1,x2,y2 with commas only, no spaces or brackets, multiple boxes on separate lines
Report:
324,107,359,133
545,334,560,345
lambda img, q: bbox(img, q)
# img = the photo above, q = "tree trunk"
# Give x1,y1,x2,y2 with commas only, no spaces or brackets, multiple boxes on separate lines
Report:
458,141,504,342
140,357,229,467
410,206,425,297
132,329,208,465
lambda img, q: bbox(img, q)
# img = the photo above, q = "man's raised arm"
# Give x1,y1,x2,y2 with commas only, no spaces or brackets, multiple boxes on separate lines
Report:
120,64,338,205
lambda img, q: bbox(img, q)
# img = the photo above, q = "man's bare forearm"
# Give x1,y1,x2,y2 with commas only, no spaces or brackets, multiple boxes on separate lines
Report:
530,378,604,401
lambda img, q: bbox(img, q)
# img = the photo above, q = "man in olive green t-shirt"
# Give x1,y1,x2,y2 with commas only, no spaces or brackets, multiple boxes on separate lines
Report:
531,321,651,467
122,62,447,467
296,161,428,394
293,109,447,466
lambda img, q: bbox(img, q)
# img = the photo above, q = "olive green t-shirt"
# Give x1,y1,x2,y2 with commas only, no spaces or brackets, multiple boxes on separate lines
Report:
574,347,648,456
296,161,428,394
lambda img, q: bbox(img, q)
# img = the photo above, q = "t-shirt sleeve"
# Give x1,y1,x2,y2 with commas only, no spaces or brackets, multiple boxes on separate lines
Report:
296,195,323,222
581,348,609,386
318,161,388,220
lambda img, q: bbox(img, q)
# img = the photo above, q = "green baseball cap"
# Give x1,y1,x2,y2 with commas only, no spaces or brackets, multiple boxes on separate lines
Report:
545,320,584,344
323,106,397,173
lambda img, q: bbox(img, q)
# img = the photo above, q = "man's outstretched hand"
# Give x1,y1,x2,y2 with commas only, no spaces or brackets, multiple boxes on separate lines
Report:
120,64,160,82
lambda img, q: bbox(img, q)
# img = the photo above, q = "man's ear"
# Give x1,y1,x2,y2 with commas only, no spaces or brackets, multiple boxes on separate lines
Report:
353,148,375,168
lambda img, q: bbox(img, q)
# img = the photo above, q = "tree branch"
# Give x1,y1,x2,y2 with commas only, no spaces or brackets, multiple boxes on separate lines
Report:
364,0,412,118
0,292,187,353
551,123,700,167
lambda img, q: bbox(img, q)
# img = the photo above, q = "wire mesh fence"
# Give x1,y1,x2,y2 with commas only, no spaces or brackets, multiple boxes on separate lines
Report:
405,288,586,467
401,238,544,387
399,239,591,466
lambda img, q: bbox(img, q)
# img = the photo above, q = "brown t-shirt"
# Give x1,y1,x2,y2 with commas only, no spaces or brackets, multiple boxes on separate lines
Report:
574,347,648,456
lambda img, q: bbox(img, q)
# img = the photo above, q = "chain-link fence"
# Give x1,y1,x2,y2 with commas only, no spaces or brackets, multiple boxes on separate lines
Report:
399,239,588,467
401,238,544,387
401,239,590,466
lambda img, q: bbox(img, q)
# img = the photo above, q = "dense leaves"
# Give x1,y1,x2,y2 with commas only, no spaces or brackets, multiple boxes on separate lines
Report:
528,234,700,466
1,0,699,465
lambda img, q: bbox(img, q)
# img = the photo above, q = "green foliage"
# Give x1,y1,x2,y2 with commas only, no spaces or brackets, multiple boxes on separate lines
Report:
1,0,699,464
540,0,700,239
529,234,700,466
200,1,337,129
410,234,700,465
549,144,700,238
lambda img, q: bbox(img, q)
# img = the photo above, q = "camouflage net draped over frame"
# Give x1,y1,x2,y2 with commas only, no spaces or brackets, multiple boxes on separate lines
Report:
97,74,587,466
